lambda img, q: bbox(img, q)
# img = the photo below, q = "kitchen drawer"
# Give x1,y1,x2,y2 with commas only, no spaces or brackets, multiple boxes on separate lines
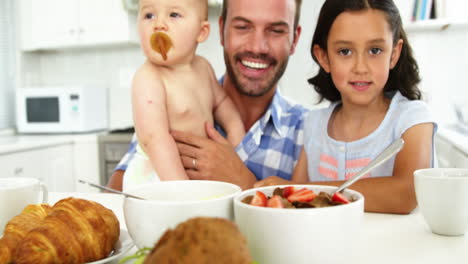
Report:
0,145,74,192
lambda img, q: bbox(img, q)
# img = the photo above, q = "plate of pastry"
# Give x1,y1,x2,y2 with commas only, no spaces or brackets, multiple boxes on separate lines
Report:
88,229,134,264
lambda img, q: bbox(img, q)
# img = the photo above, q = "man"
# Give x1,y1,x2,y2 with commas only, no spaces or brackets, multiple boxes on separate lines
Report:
107,0,307,191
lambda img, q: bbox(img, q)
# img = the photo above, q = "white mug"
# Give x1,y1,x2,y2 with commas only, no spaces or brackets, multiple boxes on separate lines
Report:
0,177,48,235
414,168,468,236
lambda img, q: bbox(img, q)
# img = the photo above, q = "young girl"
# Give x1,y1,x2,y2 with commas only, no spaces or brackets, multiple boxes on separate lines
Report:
256,0,437,214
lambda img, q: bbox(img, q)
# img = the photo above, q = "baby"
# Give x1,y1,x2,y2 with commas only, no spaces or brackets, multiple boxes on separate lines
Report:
124,0,245,189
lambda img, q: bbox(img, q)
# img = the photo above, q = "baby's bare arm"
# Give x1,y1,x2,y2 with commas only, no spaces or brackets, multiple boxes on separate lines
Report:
203,61,245,147
213,93,245,147
132,64,188,180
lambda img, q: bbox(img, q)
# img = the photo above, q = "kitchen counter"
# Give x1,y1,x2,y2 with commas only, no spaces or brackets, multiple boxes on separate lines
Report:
0,132,103,155
437,125,468,155
49,192,468,264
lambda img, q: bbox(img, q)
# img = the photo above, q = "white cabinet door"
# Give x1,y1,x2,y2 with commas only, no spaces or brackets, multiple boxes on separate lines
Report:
39,0,78,49
20,0,137,51
45,145,75,192
73,137,100,193
21,0,78,50
0,149,45,182
78,0,137,46
0,145,74,192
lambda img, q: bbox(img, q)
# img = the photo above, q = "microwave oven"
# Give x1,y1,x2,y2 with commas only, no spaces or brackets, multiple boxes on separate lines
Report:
16,86,108,133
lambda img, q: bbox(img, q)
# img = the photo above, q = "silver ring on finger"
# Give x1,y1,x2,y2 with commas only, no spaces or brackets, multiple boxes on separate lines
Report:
192,158,197,170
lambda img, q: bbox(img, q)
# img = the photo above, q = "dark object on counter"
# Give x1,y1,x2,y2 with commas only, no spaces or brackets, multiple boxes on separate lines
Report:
109,127,135,134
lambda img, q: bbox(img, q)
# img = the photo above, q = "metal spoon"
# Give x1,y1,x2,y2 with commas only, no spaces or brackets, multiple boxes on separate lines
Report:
333,138,405,195
78,179,144,200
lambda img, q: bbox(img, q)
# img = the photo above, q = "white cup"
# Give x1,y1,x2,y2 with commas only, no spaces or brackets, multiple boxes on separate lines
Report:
0,177,48,234
414,168,468,236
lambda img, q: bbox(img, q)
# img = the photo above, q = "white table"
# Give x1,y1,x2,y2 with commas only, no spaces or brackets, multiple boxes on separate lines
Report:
50,192,468,264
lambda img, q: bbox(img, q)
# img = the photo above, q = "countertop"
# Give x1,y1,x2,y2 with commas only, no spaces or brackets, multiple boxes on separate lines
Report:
0,132,103,155
1,124,466,158
437,124,468,155
49,192,468,264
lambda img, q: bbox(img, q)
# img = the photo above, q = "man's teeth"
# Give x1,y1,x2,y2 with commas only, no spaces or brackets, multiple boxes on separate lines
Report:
241,60,268,69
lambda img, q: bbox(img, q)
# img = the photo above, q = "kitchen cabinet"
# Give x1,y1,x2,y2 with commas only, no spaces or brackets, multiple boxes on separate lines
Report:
0,144,75,192
73,135,101,193
20,0,138,51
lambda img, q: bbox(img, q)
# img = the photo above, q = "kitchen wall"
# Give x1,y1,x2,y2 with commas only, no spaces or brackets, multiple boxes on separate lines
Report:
18,5,229,130
407,26,468,124
20,47,142,130
17,2,324,131
17,1,468,130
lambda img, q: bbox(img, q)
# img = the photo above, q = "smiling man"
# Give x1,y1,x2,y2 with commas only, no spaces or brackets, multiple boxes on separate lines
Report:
107,0,307,191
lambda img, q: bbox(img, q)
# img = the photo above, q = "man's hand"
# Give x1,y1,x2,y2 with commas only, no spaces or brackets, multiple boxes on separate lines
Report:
171,122,256,190
106,169,124,191
254,176,293,188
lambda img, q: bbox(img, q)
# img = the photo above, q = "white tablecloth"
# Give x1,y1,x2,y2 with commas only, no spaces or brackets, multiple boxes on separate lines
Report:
50,192,468,264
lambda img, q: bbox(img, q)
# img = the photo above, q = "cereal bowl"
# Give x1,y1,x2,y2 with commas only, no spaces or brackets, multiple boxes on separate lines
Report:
234,185,364,264
124,180,242,249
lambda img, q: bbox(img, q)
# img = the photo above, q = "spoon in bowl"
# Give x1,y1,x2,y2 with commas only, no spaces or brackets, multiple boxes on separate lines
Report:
332,138,405,199
78,179,144,200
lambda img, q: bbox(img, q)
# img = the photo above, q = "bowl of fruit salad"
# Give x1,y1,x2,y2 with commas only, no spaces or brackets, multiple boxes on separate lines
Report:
234,185,364,264
124,180,242,249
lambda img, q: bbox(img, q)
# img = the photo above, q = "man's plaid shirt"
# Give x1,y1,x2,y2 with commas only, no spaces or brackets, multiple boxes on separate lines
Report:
116,90,308,180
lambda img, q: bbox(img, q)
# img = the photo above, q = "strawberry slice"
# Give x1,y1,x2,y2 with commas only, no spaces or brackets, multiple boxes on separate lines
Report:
332,192,350,204
287,188,316,203
267,195,284,208
250,191,267,207
282,186,296,198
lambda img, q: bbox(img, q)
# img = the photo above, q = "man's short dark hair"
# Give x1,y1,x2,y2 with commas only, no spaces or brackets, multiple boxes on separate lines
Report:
220,0,303,30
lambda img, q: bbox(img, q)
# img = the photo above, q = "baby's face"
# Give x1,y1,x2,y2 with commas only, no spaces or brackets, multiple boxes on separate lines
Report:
138,0,209,65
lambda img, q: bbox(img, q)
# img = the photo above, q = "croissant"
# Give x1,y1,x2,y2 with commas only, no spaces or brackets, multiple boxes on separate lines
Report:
0,204,52,264
12,197,120,264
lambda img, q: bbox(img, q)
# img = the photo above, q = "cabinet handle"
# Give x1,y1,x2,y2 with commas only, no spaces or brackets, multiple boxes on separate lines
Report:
79,27,84,34
14,167,23,175
69,29,76,35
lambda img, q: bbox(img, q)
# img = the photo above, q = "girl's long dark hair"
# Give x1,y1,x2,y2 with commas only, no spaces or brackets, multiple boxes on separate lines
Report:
308,0,421,102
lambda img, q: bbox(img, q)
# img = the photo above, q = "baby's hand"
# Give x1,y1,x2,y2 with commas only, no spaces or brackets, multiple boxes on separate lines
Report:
254,176,292,188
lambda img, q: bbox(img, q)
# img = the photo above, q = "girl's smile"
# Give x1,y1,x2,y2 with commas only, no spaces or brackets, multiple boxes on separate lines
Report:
349,81,373,92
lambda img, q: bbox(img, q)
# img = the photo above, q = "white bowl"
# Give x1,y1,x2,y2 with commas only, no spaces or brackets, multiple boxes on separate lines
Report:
124,180,242,249
414,168,468,236
234,185,364,264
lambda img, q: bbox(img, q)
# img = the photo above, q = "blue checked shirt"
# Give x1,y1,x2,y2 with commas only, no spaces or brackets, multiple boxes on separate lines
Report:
115,87,308,180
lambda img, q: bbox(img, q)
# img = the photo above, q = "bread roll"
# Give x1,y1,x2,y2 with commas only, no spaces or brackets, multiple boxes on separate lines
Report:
0,204,52,264
12,197,120,264
144,217,252,264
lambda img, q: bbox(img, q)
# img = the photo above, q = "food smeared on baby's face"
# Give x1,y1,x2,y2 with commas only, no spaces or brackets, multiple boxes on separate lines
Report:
151,32,172,60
